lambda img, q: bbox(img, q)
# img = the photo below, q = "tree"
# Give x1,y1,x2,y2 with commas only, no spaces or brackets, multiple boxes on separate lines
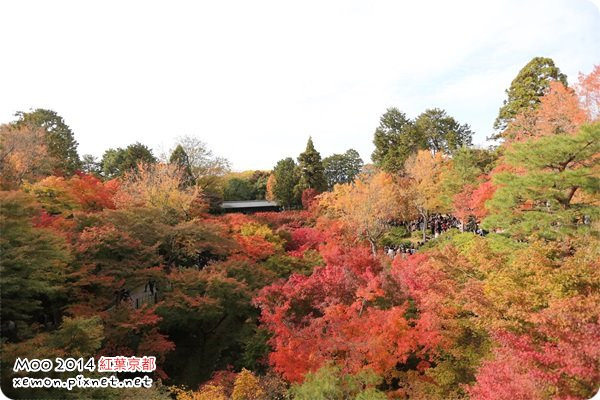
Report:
158,266,255,386
389,233,598,398
272,158,301,209
171,136,230,211
231,369,264,400
494,57,567,133
502,81,588,142
405,150,448,240
255,240,420,383
168,145,195,186
0,191,69,341
414,108,473,154
323,149,363,190
223,178,257,201
80,154,101,175
453,180,496,226
301,188,319,210
14,109,81,174
439,147,497,212
371,108,417,173
483,123,600,239
100,148,126,178
297,137,327,192
249,170,270,199
469,288,600,399
319,172,416,255
69,216,164,313
1,316,106,400
101,142,157,178
0,123,54,188
114,163,204,222
290,365,386,400
576,64,600,121
49,316,105,358
25,173,118,214
265,174,276,201
173,135,230,186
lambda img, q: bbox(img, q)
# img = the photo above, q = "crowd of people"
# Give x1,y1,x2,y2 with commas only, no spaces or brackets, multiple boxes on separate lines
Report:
386,242,420,258
429,214,461,237
403,214,461,237
386,214,486,258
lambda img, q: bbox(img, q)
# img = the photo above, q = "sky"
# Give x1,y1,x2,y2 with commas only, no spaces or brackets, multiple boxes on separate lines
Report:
1,0,599,171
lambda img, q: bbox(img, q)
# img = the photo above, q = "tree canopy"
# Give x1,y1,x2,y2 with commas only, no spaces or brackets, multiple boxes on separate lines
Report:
414,108,473,154
101,142,157,178
322,149,363,190
494,56,568,133
14,109,81,175
371,108,417,173
271,157,301,209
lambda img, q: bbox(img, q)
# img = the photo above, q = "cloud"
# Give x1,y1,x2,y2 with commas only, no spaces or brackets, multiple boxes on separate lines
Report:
0,0,598,170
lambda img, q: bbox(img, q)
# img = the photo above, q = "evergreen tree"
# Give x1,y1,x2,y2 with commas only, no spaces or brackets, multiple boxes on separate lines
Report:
249,170,270,199
223,178,257,201
80,154,101,175
100,142,157,178
483,123,600,239
494,57,568,133
14,109,81,174
272,157,301,209
297,137,327,192
414,108,473,154
371,108,418,173
0,191,69,341
323,149,364,190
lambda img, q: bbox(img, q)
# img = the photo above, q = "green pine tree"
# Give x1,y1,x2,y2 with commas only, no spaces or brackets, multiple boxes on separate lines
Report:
483,123,600,239
297,137,327,193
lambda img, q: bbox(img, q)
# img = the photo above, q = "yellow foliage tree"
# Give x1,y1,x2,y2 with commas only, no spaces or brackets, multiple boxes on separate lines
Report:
232,369,264,400
172,385,227,400
265,174,276,202
405,150,448,240
319,171,416,255
115,162,205,221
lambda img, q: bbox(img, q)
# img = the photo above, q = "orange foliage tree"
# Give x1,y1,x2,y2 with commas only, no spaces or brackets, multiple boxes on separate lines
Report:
254,241,420,383
576,64,600,122
0,124,54,189
319,172,415,255
503,81,587,142
453,178,496,225
502,65,600,144
25,172,118,215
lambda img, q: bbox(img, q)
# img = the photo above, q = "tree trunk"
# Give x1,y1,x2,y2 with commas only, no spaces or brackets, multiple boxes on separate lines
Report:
421,211,428,242
369,239,377,257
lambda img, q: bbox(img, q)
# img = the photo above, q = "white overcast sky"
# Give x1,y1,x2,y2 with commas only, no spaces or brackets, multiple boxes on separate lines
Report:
1,0,599,171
